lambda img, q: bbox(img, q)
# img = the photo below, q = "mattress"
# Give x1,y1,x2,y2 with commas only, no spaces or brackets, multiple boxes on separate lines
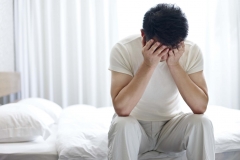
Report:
0,124,58,160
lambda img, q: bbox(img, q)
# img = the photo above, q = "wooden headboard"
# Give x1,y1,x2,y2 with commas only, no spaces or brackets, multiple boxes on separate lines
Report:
0,72,21,97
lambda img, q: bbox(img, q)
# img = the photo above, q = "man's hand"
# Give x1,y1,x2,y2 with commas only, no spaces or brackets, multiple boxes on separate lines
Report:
166,42,185,66
142,38,169,67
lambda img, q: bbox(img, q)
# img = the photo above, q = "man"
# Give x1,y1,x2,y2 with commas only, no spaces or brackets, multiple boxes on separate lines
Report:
108,3,215,160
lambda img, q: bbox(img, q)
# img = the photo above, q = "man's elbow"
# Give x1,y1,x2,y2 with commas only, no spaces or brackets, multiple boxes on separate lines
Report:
192,105,207,114
192,96,208,114
113,102,131,117
115,108,131,116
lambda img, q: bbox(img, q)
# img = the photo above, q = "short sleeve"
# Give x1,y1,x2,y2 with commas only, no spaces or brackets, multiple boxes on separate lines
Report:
186,44,204,74
109,43,133,76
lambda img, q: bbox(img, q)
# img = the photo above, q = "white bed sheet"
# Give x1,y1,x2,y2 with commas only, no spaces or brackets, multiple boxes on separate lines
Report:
57,105,240,160
0,124,58,160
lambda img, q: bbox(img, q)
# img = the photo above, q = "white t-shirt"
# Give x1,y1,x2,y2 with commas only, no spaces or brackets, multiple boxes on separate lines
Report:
109,34,204,121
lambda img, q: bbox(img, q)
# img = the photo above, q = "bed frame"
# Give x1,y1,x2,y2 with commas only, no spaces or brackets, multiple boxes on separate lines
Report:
0,72,21,97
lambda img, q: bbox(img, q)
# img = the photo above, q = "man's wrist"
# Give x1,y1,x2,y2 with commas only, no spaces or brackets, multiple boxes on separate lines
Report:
142,61,157,70
168,62,181,70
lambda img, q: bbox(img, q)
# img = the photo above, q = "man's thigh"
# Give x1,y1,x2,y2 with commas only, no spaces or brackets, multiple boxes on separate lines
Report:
108,114,151,155
154,113,213,153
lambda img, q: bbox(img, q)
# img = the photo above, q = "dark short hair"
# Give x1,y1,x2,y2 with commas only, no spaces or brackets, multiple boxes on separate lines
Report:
143,3,188,48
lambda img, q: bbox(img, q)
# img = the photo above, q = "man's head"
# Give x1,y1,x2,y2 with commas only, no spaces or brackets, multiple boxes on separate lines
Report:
142,3,188,49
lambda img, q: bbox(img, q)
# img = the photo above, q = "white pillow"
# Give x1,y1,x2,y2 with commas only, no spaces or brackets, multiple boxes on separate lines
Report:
0,103,54,143
18,98,62,123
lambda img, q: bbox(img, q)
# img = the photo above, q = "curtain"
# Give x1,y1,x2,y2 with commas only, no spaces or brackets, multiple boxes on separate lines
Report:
202,0,240,110
14,0,118,108
15,0,240,109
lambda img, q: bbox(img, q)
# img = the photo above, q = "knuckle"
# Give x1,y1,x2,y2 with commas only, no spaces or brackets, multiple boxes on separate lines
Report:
148,41,153,45
160,46,166,50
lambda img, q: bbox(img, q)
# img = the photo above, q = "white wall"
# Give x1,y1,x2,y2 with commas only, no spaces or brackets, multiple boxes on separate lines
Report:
0,0,14,72
0,0,16,105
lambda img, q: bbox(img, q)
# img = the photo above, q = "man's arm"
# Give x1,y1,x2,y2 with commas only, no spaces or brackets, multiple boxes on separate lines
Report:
111,64,155,116
169,66,208,114
111,39,169,116
167,43,208,114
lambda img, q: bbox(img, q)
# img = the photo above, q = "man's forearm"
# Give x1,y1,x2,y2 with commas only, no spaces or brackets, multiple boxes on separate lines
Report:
168,64,208,114
113,62,155,116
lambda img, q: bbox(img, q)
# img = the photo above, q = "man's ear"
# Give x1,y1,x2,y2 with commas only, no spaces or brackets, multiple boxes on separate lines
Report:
140,29,146,47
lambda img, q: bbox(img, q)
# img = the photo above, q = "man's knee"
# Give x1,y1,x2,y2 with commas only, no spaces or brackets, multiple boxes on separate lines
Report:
187,114,213,129
110,115,139,131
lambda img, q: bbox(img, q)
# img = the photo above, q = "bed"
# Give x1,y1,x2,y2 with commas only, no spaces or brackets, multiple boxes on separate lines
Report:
56,104,240,160
0,125,58,160
1,72,240,160
0,72,58,160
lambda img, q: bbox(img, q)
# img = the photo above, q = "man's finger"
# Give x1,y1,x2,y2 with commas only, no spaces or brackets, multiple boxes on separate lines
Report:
169,50,174,56
158,48,169,57
179,42,185,49
154,45,167,56
173,48,178,54
178,42,185,53
149,42,161,53
178,44,184,52
144,39,154,50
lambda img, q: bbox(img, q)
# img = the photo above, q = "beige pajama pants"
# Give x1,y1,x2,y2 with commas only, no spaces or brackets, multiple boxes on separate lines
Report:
108,112,215,160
